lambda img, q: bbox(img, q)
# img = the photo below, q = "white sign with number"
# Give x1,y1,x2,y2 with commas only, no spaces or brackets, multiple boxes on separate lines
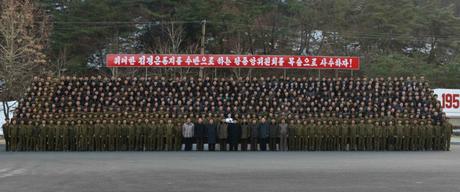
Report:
434,89,460,117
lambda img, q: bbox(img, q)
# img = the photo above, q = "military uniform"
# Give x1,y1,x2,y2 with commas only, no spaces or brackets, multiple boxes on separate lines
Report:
314,121,322,151
417,121,426,151
306,120,315,151
357,120,366,151
373,122,382,151
96,120,107,151
89,121,97,151
444,122,453,151
402,121,411,151
31,122,40,151
366,120,374,151
288,121,297,151
9,121,18,151
174,122,183,151
165,120,175,151
2,121,10,151
381,122,389,151
409,121,418,151
127,121,136,151
339,120,348,151
156,120,165,151
21,122,31,151
63,121,70,151
37,123,48,151
108,120,117,151
302,121,311,151
146,120,156,151
395,121,404,151
120,121,129,151
349,120,357,151
425,121,434,150
295,121,304,151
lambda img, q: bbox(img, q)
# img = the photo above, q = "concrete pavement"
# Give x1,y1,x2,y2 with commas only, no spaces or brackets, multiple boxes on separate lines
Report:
1,143,460,192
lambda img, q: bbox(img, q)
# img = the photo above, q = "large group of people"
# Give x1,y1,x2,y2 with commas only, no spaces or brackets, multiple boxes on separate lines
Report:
1,75,453,151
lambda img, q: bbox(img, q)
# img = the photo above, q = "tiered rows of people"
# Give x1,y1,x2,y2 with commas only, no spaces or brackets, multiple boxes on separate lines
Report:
1,75,451,151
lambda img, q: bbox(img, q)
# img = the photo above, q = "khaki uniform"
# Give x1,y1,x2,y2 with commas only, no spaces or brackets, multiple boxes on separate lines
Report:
339,123,349,151
374,124,382,151
95,123,106,151
68,123,77,151
433,124,442,150
174,122,183,151
444,123,453,151
357,122,366,151
425,123,434,150
288,123,297,151
108,122,117,151
418,123,426,151
381,124,389,151
295,123,304,151
156,122,165,151
135,123,144,151
313,123,322,151
366,123,374,151
128,123,136,151
48,123,57,151
75,123,85,151
348,123,357,151
396,123,405,151
165,123,175,151
241,122,251,151
10,124,19,151
120,123,129,151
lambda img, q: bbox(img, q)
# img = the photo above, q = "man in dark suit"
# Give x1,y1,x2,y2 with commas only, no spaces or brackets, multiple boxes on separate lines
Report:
194,118,206,151
227,116,241,151
258,117,270,151
206,118,218,151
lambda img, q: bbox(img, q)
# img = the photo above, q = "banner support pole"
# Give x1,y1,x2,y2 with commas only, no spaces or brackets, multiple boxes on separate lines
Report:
199,19,206,78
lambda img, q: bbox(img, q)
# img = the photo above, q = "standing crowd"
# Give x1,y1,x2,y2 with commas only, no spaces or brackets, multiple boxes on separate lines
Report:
1,75,452,151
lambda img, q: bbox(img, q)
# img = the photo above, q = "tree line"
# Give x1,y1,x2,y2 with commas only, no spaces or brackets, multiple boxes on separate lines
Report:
1,0,460,111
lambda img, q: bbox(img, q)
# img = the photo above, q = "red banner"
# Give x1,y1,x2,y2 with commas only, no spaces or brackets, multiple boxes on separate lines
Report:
106,54,360,70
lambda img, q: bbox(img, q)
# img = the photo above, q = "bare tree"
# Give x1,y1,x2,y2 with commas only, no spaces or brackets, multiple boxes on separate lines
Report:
0,0,51,120
164,22,184,54
151,21,190,77
56,46,68,77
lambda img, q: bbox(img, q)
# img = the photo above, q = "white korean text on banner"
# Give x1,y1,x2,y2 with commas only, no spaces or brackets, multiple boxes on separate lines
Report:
106,54,360,70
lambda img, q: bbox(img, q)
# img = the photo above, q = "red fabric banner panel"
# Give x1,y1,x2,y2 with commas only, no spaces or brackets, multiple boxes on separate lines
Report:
106,54,360,70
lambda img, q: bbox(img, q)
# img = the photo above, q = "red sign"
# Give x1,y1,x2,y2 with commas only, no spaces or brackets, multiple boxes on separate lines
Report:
106,54,360,70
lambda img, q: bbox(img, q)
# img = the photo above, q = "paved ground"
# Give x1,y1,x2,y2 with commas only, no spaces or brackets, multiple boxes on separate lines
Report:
0,143,460,192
